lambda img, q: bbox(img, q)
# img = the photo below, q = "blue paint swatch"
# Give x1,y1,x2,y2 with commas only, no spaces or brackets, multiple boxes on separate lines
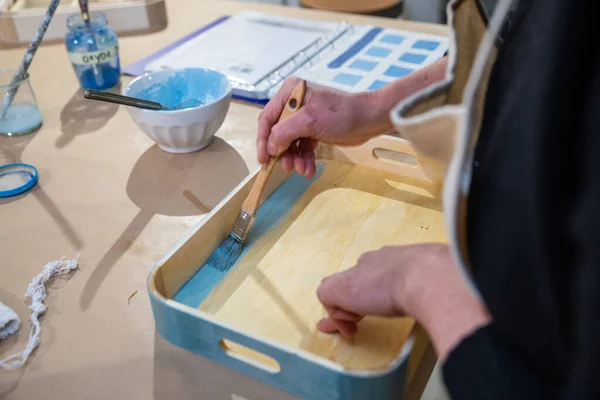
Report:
348,59,378,72
368,80,389,91
380,34,404,45
384,66,414,78
332,73,363,86
399,52,427,64
174,165,325,308
413,40,439,51
365,46,392,58
327,27,383,69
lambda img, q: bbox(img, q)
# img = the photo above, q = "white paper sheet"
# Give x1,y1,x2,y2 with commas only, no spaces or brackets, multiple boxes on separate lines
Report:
145,11,341,87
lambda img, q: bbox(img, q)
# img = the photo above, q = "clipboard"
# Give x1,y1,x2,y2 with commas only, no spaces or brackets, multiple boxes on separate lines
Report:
124,11,449,105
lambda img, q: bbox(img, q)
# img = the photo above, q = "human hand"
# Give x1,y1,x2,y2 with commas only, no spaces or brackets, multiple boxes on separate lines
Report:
257,78,389,179
315,244,449,336
316,243,491,360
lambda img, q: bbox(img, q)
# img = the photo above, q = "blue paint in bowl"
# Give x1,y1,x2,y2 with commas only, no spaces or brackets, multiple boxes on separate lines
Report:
126,68,231,112
124,68,232,153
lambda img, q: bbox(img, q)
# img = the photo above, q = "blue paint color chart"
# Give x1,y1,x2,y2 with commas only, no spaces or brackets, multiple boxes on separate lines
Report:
129,12,449,101
294,25,449,94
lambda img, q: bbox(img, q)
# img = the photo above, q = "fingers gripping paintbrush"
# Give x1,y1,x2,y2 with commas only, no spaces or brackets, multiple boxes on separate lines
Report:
207,79,307,272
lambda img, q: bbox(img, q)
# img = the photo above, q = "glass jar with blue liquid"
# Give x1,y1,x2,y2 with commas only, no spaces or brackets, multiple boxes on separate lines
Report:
65,12,121,90
0,69,43,136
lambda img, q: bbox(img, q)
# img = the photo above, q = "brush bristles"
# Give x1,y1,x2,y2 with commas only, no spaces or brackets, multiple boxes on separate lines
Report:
205,234,243,272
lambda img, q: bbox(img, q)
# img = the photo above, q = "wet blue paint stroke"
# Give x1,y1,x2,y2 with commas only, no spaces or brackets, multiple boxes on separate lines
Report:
174,163,326,308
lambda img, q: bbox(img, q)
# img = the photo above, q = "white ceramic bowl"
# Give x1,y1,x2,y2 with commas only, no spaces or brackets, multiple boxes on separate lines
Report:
124,68,232,153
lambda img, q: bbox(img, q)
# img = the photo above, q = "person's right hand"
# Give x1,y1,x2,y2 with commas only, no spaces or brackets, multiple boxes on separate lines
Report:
257,78,388,178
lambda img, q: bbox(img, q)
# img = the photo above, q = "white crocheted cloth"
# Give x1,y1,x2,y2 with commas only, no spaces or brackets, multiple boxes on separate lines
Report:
0,253,79,370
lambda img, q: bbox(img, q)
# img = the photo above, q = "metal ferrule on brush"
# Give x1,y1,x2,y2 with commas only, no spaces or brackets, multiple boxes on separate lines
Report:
231,209,255,243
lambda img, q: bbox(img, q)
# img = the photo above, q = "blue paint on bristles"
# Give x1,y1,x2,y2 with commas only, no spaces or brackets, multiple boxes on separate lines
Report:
205,233,243,272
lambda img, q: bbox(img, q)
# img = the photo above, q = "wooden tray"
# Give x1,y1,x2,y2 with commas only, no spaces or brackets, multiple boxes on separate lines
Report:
148,135,446,400
0,0,167,44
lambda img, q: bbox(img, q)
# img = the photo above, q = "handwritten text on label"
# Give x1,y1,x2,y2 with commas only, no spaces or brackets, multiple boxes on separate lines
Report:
69,46,119,66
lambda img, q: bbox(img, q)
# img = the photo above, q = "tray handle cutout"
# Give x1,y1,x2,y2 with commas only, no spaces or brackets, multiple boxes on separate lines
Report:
372,147,419,168
220,339,281,374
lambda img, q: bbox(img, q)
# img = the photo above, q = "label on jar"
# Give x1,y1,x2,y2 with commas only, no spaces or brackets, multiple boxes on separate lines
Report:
68,46,119,65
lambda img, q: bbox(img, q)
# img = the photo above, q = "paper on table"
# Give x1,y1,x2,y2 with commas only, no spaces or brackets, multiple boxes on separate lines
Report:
144,11,341,87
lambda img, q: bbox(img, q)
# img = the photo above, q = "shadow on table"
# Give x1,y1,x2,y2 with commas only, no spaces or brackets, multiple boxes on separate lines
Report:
0,172,84,248
0,130,35,165
0,330,295,400
0,131,84,249
56,85,120,148
153,331,299,400
32,185,84,249
79,138,250,310
0,366,25,399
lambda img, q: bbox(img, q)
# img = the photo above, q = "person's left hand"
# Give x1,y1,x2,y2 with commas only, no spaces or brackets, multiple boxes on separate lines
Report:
316,243,451,337
316,243,492,361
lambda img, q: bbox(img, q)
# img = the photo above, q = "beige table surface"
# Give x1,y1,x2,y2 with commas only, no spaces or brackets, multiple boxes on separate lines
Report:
0,2,448,399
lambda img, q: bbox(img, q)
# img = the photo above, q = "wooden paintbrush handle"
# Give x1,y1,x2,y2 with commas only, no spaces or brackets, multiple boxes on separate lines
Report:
242,80,307,214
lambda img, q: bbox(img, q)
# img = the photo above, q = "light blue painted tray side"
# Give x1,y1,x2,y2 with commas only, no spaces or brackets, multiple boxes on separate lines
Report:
149,292,409,400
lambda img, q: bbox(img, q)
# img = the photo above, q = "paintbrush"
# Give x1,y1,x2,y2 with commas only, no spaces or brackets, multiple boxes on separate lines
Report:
77,0,104,88
0,0,61,119
77,0,90,24
206,79,307,272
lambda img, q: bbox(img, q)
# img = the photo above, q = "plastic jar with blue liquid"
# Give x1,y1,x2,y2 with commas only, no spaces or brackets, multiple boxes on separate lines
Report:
65,12,121,90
